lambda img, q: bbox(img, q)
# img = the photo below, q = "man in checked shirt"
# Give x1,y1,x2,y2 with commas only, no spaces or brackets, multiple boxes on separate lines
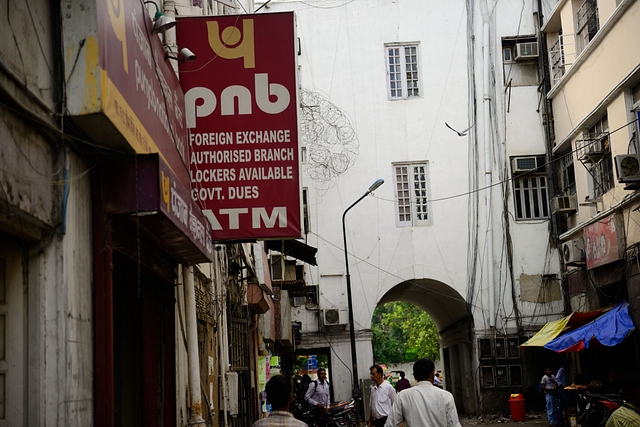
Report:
252,375,308,427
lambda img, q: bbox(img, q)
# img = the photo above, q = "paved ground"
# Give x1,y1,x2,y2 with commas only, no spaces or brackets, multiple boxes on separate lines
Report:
459,412,550,427
354,412,550,426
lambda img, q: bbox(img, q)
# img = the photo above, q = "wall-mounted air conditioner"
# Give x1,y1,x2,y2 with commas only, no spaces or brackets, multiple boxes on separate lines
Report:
514,42,539,60
323,308,348,326
615,154,640,183
562,238,585,266
551,195,577,215
511,156,539,173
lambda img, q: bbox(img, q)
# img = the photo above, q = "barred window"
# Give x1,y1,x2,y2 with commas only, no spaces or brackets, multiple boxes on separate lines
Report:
560,153,576,195
512,156,549,220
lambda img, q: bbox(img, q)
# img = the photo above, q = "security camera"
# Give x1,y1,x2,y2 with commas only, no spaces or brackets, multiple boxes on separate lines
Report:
180,47,196,62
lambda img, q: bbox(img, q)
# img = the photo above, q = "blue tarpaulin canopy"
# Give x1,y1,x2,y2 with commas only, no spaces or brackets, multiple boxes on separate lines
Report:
544,301,636,353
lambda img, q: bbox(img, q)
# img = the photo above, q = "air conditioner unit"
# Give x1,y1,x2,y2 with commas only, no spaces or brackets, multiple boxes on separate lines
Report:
514,42,539,60
615,154,640,183
551,195,577,215
323,308,348,326
562,238,585,266
512,156,539,173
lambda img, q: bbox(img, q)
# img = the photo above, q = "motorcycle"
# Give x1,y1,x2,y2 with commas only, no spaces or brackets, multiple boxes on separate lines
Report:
576,392,622,427
290,399,357,427
290,400,317,426
326,399,357,427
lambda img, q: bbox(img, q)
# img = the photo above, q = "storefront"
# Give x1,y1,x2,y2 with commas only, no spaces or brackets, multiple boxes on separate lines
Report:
521,301,638,395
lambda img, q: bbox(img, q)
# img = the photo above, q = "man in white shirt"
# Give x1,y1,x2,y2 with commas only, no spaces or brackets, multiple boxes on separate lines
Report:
540,367,559,427
368,365,396,427
385,359,462,427
305,368,330,426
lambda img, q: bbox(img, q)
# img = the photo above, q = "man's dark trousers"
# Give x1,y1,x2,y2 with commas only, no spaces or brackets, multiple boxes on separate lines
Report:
373,416,388,427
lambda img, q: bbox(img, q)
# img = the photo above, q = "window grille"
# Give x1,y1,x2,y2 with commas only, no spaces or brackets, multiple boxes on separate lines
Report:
561,153,576,195
584,114,613,197
576,0,599,53
514,176,550,220
512,155,549,220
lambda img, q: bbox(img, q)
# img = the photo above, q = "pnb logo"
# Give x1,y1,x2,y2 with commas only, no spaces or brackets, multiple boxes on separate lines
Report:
207,20,255,69
185,18,292,128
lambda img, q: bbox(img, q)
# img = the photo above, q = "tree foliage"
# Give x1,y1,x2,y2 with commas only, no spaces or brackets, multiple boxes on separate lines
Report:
371,302,440,365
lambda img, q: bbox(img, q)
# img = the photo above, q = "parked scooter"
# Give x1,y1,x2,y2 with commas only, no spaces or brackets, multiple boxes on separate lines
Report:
576,392,622,427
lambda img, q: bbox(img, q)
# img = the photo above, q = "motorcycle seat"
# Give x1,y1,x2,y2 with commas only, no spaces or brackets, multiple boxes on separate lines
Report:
328,406,346,415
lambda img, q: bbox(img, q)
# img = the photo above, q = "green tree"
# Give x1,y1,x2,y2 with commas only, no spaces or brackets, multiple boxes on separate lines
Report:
371,302,440,365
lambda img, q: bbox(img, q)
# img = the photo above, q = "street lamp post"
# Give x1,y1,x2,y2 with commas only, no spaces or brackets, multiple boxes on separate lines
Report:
342,178,384,399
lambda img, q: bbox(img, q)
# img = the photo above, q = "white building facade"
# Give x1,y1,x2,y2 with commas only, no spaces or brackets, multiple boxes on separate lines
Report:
258,0,565,413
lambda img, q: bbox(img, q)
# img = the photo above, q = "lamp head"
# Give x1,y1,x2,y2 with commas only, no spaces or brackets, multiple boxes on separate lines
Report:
152,14,177,34
145,1,177,34
367,178,385,193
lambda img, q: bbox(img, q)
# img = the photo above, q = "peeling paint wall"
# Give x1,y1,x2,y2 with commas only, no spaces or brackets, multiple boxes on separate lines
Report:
520,274,562,303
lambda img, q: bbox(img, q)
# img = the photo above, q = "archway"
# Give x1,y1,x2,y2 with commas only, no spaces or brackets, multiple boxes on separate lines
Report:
377,278,477,415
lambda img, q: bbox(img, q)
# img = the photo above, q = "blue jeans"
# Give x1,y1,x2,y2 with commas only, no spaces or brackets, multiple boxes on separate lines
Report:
545,392,558,426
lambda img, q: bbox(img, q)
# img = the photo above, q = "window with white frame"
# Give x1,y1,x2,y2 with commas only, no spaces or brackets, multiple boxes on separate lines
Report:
393,162,429,226
512,156,550,220
386,44,420,100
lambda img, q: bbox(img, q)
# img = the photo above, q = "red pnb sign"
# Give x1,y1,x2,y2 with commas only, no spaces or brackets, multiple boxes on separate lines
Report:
177,12,301,241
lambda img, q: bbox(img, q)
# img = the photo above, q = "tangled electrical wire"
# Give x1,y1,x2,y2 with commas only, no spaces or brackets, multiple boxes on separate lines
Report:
299,89,359,183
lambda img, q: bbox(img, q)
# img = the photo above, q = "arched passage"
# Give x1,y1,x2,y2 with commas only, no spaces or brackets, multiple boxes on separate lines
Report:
377,278,477,415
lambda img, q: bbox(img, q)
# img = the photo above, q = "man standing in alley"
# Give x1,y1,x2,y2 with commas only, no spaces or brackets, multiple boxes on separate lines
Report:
385,359,462,427
252,375,308,427
395,371,411,393
540,367,559,427
305,367,330,427
556,362,568,425
369,365,396,427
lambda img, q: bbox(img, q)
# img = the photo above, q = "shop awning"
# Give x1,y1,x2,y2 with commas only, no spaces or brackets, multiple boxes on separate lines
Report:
544,301,635,353
265,239,318,266
520,308,606,347
101,154,213,265
521,301,636,352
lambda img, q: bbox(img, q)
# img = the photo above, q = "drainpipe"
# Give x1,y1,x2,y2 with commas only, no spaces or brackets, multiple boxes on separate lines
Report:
483,23,496,328
162,0,178,57
184,265,205,426
215,253,231,427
